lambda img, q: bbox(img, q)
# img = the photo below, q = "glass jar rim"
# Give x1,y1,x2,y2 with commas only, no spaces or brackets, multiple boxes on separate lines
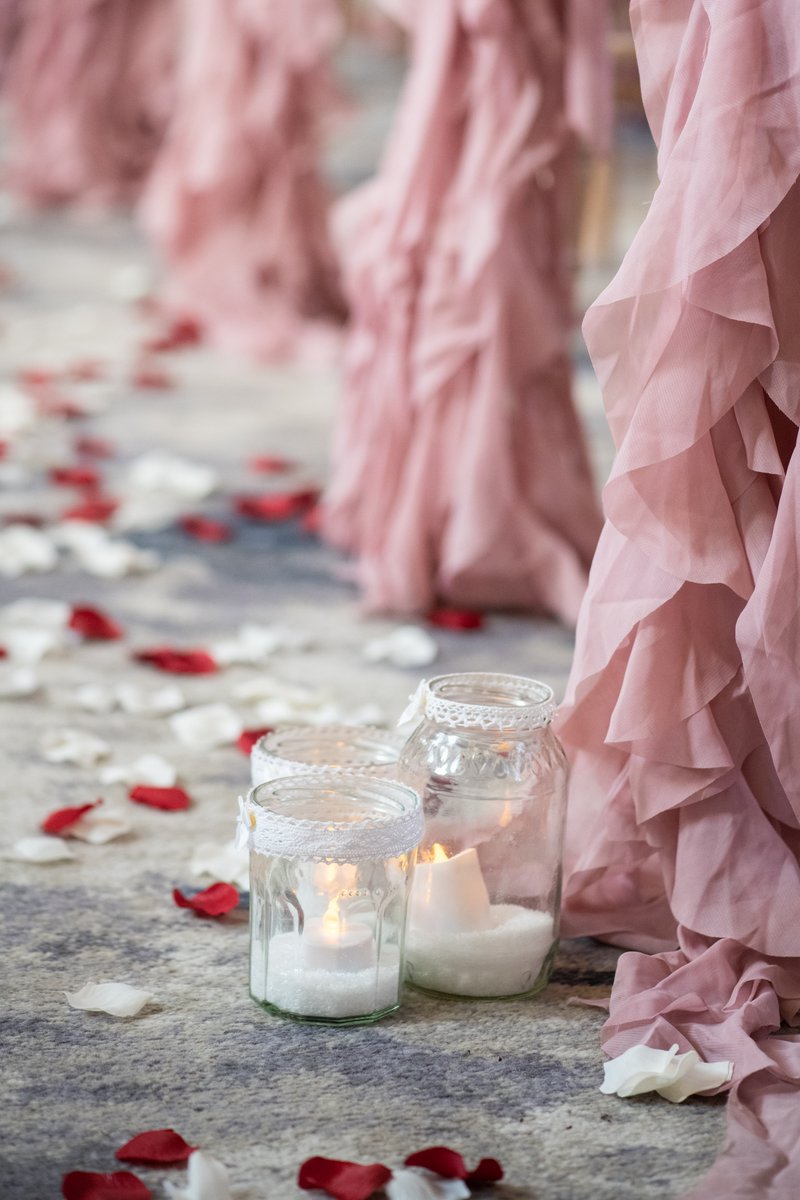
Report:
253,724,404,777
423,672,555,731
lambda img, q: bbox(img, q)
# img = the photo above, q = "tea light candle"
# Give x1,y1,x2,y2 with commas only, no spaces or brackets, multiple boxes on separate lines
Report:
406,844,555,997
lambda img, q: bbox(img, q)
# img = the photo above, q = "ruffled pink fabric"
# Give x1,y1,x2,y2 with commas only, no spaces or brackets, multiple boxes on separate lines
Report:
140,0,345,361
4,0,175,207
323,0,606,622
558,1,800,1192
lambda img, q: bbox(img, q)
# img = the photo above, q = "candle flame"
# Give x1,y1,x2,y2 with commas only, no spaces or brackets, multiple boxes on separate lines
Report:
431,842,449,863
498,802,513,828
322,895,343,937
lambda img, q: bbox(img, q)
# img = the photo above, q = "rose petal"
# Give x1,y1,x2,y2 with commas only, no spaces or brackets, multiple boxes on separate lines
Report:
169,703,243,748
363,626,439,669
42,800,102,835
115,684,186,716
173,882,239,917
234,488,320,522
129,786,191,812
69,605,124,641
101,755,177,788
1,627,61,664
164,1151,231,1200
142,316,203,354
2,511,45,527
298,1158,393,1200
386,1170,470,1200
7,836,75,863
0,382,36,437
133,648,218,675
248,454,295,474
115,1129,195,1166
62,1170,152,1200
112,494,184,533
75,435,114,458
69,809,132,845
0,524,58,576
404,1149,503,1186
52,683,117,714
600,1043,733,1103
180,515,233,543
69,361,106,384
128,452,217,500
131,364,175,390
64,980,153,1017
41,728,111,766
212,623,315,666
0,598,69,628
426,608,485,632
0,665,39,697
50,466,101,490
62,497,118,524
191,841,250,890
236,727,273,756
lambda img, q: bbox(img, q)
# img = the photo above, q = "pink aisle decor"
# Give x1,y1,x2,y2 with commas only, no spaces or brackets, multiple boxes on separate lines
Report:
4,0,176,208
322,0,607,623
558,0,800,1194
140,0,346,361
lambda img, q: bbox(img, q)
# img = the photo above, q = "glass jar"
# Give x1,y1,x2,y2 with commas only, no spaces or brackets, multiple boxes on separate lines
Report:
398,672,567,1000
250,725,405,787
239,773,423,1025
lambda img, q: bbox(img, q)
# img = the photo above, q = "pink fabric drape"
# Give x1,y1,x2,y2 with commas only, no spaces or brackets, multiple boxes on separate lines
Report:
4,0,175,207
140,0,345,361
323,0,605,623
558,1,800,1192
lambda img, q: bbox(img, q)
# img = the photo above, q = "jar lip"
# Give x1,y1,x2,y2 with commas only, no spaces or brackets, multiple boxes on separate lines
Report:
249,772,418,824
423,672,555,731
254,724,404,773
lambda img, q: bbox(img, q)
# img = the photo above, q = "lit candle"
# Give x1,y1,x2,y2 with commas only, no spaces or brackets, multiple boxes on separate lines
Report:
302,898,375,972
406,843,555,997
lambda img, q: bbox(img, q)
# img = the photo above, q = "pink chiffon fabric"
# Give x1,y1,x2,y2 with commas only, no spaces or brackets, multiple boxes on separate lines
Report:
140,0,345,361
558,1,800,1193
323,0,606,622
4,0,175,207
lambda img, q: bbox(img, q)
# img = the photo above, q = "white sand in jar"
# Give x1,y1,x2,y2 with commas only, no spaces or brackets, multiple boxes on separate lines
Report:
260,934,400,1019
405,904,554,997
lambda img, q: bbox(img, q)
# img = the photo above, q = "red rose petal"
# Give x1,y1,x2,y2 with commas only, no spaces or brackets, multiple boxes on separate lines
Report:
19,367,56,390
3,512,45,526
62,496,118,523
41,394,86,420
236,727,273,756
298,1158,392,1200
234,488,320,522
75,436,115,459
426,607,486,632
132,647,218,675
404,1148,504,1186
180,515,234,543
248,454,295,474
131,364,175,390
42,800,102,835
129,786,192,812
68,360,105,382
142,317,203,354
0,647,6,658
115,1129,195,1166
50,465,101,490
69,605,124,641
62,1170,151,1200
173,882,239,917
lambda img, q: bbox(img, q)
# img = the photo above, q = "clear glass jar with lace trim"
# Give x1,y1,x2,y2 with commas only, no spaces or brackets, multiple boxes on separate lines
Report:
240,773,423,1025
398,673,566,1000
250,725,405,787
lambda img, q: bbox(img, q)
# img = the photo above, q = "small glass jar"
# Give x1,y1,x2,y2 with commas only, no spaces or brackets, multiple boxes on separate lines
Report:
240,773,423,1025
398,673,567,1000
250,725,405,787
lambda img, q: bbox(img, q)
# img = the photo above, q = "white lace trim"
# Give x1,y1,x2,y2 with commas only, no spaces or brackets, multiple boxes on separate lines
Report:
250,725,405,787
235,791,423,862
398,675,555,732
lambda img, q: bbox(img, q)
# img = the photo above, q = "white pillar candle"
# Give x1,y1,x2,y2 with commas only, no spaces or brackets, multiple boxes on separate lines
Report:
408,844,492,934
302,902,375,973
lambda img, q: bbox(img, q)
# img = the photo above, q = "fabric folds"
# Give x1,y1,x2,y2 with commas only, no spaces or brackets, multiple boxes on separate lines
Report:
558,1,800,1194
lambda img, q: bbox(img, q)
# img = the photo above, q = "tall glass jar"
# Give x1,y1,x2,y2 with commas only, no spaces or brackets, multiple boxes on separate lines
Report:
240,773,423,1025
250,725,405,786
398,673,567,1000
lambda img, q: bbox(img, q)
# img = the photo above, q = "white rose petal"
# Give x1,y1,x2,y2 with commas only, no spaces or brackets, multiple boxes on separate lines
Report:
64,980,153,1017
191,841,250,890
128,451,218,501
112,493,184,534
252,698,307,726
1,626,62,664
6,836,76,863
41,727,111,766
0,666,39,698
211,623,315,666
116,682,186,716
0,525,58,577
100,753,177,788
170,703,243,748
165,1150,232,1200
68,809,132,844
71,535,160,579
386,1169,470,1200
50,520,109,553
364,625,439,669
0,382,36,437
0,598,70,629
52,683,118,714
600,1043,733,1104
232,675,329,709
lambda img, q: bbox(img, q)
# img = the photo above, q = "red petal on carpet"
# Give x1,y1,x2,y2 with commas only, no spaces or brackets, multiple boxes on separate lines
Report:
129,786,192,812
132,647,218,674
173,882,239,917
236,727,273,755
426,608,485,631
62,497,119,523
74,435,115,459
115,1129,195,1165
248,454,295,474
42,800,102,835
61,1170,152,1200
404,1147,503,1185
69,606,124,641
180,515,234,543
49,465,101,489
131,364,175,390
234,488,320,522
297,1157,392,1200
142,316,203,354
